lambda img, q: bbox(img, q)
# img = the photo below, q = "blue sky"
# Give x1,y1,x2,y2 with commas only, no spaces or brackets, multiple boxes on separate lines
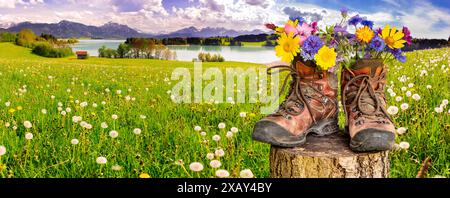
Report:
0,0,449,38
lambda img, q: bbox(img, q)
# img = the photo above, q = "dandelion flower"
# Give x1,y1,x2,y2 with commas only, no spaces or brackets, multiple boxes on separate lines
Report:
239,169,254,178
215,169,230,178
25,132,33,140
112,114,118,120
218,122,226,129
189,162,204,172
396,127,407,135
71,139,79,145
23,121,32,129
387,106,399,115
133,128,142,135
215,148,225,157
96,156,107,164
139,173,151,178
206,153,215,160
399,141,410,150
194,126,202,131
412,94,421,101
0,145,6,156
212,135,221,142
400,103,409,111
109,130,119,138
210,160,221,168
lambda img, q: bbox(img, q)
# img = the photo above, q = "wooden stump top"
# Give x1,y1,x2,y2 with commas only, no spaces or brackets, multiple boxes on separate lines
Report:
276,132,382,157
270,132,390,178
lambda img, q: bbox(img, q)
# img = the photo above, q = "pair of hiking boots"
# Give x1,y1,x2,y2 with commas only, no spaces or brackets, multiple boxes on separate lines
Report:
252,59,395,152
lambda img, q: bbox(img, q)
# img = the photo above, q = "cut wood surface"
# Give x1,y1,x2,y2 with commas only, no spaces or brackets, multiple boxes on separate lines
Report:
270,132,390,178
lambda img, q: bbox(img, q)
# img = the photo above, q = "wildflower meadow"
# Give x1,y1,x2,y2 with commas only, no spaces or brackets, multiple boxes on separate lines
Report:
0,42,449,178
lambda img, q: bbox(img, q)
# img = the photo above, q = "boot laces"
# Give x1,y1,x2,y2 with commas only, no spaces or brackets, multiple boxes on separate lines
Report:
342,71,393,126
267,64,328,124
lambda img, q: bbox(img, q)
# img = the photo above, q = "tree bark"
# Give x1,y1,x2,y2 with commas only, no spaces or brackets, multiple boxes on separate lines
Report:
270,133,390,178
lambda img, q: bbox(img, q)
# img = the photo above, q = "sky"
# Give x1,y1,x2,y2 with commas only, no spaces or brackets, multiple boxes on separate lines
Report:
0,0,449,39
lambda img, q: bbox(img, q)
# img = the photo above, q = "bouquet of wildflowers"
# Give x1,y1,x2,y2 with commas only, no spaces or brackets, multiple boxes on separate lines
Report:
333,8,412,69
265,17,340,72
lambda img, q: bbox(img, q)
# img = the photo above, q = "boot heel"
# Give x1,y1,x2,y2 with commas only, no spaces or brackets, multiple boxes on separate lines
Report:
310,119,339,137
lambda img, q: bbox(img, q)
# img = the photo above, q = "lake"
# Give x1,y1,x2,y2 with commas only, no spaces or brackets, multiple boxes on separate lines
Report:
72,40,278,64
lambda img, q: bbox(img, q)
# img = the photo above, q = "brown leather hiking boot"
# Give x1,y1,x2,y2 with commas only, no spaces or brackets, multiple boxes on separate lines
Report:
252,61,339,147
341,59,396,152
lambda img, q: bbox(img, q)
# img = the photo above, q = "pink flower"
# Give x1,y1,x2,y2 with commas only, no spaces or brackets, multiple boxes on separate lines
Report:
284,23,298,36
311,22,318,34
297,23,314,46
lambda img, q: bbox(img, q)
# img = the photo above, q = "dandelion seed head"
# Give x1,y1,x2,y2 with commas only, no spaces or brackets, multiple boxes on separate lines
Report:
226,131,233,138
112,114,118,120
189,162,204,172
71,139,79,145
412,94,421,101
387,106,399,115
25,132,33,140
218,122,226,129
399,141,410,150
400,103,409,110
0,145,6,156
23,121,32,129
206,153,215,160
239,169,254,178
109,130,119,138
239,112,247,117
212,135,221,142
133,128,142,135
112,165,122,171
215,148,225,157
194,126,202,131
215,169,230,178
209,160,221,168
396,127,407,135
96,156,107,164
101,122,108,129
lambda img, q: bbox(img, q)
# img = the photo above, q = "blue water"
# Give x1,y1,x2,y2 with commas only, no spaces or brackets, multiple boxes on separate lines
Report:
72,40,278,64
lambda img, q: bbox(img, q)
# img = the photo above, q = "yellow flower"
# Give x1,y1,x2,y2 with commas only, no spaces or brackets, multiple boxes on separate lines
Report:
8,108,16,113
380,24,406,49
16,106,23,111
139,173,151,178
275,32,300,63
315,46,337,71
356,26,374,43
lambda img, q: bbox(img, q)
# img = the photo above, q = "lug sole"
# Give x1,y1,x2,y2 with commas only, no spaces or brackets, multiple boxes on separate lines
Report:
349,128,395,152
252,119,339,148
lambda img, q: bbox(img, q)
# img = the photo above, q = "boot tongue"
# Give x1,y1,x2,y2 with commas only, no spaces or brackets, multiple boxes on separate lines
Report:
352,59,384,77
296,61,317,76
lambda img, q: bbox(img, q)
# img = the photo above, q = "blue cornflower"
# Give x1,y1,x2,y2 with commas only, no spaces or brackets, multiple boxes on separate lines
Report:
369,36,386,52
348,15,362,26
361,19,374,29
390,49,406,63
301,36,323,61
289,16,305,25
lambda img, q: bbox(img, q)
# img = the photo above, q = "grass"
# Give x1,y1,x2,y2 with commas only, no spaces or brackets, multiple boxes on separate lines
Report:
0,42,449,178
240,41,267,47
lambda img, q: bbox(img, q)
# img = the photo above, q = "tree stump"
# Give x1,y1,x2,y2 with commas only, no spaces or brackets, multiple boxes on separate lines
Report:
270,132,390,178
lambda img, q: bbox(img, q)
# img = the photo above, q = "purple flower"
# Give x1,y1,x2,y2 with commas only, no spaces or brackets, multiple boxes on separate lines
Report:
403,26,413,45
301,36,323,61
375,28,383,35
334,25,348,34
361,19,374,29
364,52,372,59
369,36,386,52
348,15,362,26
340,7,349,18
390,49,406,63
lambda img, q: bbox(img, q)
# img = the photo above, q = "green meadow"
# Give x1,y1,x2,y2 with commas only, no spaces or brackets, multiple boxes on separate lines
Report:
0,42,449,178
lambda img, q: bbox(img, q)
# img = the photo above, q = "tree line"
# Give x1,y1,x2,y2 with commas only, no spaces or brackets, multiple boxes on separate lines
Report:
157,34,277,46
98,38,176,60
0,29,77,58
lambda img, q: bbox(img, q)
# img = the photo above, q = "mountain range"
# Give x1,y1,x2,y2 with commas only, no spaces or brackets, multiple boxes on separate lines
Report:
2,20,265,39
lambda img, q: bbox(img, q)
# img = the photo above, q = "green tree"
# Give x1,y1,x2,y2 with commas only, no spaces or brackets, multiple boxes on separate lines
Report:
16,29,36,48
117,43,130,58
